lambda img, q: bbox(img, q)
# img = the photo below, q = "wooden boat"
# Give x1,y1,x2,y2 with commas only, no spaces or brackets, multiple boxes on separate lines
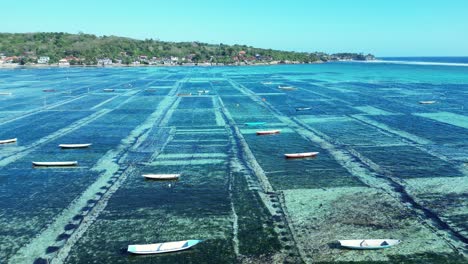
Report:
143,174,181,180
32,161,78,167
245,122,266,126
419,100,436,104
256,130,281,135
0,138,17,144
177,93,192,97
295,107,312,111
278,85,297,90
339,239,400,250
0,92,12,96
103,89,115,92
43,89,56,92
128,240,202,254
284,152,319,159
59,143,92,149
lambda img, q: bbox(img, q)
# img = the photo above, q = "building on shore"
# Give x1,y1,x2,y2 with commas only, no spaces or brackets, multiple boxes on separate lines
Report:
58,59,70,66
38,56,50,64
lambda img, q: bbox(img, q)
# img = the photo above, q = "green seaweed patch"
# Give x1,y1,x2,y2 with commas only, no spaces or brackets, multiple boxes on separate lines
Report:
232,171,282,258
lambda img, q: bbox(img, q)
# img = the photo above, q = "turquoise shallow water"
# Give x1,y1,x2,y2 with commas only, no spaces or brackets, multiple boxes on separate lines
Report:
0,63,467,263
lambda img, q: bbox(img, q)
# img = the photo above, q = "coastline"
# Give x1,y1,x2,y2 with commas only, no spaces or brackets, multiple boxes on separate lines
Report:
0,61,328,69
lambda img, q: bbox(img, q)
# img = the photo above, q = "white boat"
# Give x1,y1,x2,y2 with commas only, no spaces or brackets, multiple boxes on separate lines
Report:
142,174,181,180
32,161,78,167
278,85,297,90
0,92,12,96
128,240,202,254
0,138,17,144
285,152,319,159
197,90,210,94
419,100,436,104
103,89,115,92
339,239,400,250
59,143,92,149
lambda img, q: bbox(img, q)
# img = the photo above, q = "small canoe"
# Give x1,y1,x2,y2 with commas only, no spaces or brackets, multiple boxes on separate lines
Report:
177,93,192,96
128,240,202,254
419,101,436,104
32,161,78,167
0,138,17,144
296,107,312,111
43,89,56,92
339,239,400,250
256,130,281,135
278,86,297,90
143,174,181,180
285,152,319,159
245,122,266,126
0,92,12,96
59,143,92,149
103,89,115,92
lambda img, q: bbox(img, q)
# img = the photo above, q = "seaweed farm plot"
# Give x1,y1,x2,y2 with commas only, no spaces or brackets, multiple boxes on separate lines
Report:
0,64,467,263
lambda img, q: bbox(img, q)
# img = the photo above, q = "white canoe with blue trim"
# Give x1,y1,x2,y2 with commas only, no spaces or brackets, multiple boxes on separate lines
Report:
339,239,400,249
128,240,202,254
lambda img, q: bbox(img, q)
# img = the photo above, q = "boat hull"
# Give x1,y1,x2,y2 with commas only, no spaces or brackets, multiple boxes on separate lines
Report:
32,161,78,167
143,174,180,180
256,130,280,135
339,239,400,250
59,144,92,149
0,138,17,144
284,152,319,158
128,240,201,254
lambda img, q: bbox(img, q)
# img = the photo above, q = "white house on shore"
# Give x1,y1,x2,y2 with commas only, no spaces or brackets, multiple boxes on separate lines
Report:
38,56,50,64
97,58,113,65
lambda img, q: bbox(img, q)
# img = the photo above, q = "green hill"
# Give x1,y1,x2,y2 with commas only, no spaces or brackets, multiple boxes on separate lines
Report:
0,32,374,65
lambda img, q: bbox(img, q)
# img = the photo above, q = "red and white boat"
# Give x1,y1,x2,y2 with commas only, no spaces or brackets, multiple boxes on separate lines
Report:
284,152,319,159
256,130,281,135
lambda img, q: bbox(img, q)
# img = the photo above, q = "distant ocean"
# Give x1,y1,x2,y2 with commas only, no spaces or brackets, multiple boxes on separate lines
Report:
372,56,468,67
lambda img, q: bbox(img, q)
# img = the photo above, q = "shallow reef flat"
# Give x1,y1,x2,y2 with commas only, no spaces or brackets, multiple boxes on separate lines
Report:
0,63,466,263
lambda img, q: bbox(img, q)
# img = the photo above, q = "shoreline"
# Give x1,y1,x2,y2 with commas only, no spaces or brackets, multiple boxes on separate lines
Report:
0,61,330,69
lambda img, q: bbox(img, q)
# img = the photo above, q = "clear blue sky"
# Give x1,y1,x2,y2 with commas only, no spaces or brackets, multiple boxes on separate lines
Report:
2,0,468,56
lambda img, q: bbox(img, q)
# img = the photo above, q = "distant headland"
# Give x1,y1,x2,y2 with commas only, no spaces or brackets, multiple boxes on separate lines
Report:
0,32,375,67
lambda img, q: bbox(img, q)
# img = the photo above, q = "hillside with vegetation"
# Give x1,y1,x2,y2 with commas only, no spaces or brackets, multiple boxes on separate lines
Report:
0,32,375,65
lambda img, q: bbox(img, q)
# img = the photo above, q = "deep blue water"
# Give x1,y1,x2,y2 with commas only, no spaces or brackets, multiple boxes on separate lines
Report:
0,63,467,263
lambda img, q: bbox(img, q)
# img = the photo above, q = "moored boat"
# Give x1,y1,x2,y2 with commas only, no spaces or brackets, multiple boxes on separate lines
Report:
419,100,436,104
339,239,400,250
128,240,202,254
284,152,319,158
262,81,273,85
295,107,312,111
0,92,12,96
103,88,115,92
278,85,297,90
143,174,181,180
32,161,78,167
43,89,56,92
256,130,281,135
245,122,266,126
59,143,92,149
0,138,17,144
197,90,210,94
